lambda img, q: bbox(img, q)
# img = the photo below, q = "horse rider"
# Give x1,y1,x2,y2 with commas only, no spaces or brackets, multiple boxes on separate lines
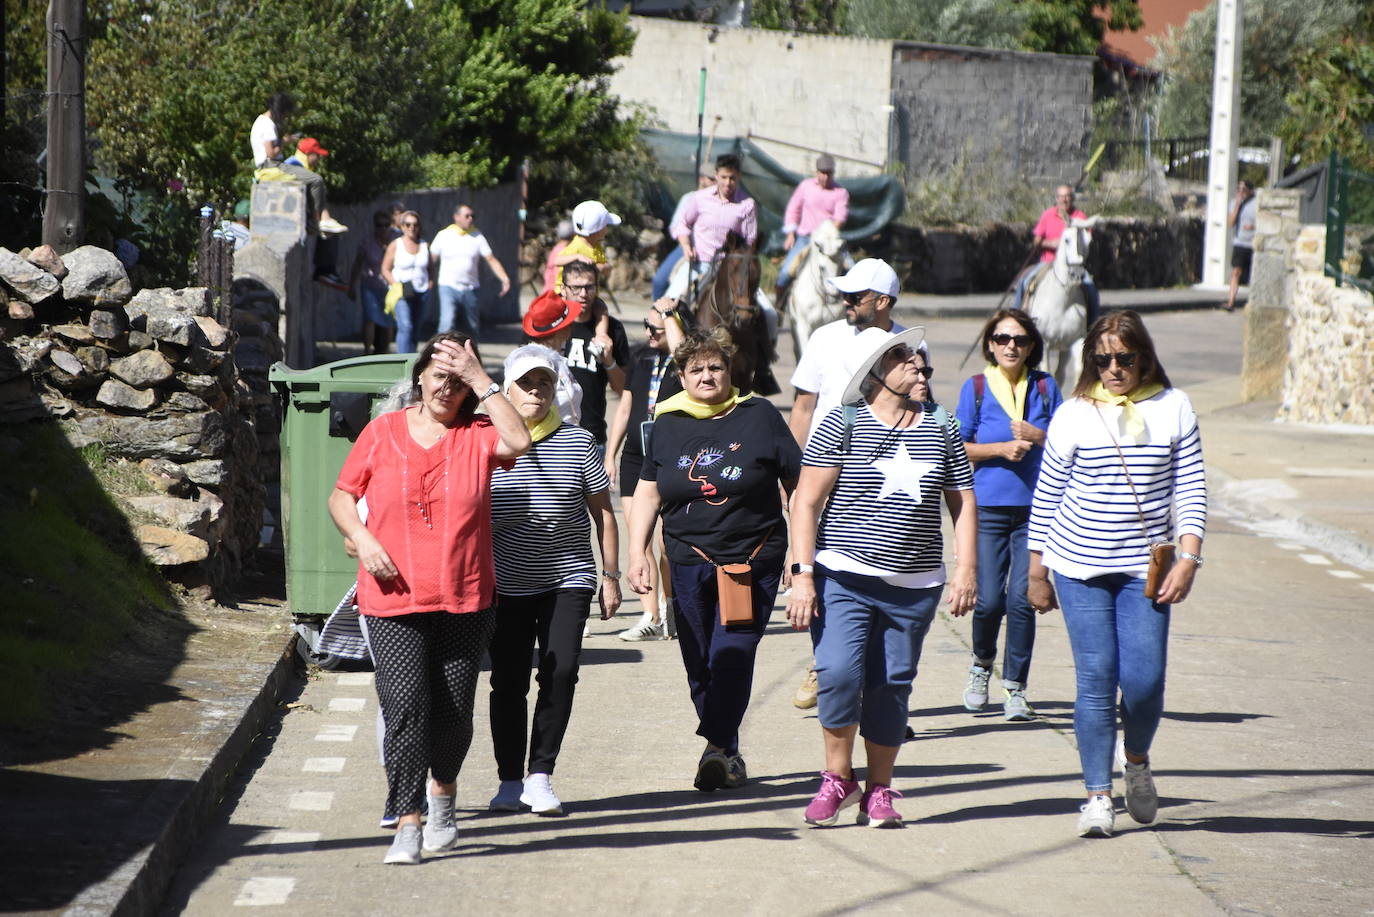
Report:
653,174,715,301
662,153,758,305
1012,184,1100,321
774,153,852,308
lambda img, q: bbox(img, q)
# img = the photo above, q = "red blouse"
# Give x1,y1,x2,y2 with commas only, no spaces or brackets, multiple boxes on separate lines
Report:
336,408,513,616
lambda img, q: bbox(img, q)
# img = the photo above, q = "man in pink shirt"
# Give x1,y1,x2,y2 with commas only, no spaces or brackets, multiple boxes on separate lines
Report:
663,154,758,303
1012,184,1099,318
775,154,851,304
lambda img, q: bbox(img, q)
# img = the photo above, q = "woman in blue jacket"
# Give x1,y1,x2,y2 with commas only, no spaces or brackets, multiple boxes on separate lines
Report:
954,309,1063,721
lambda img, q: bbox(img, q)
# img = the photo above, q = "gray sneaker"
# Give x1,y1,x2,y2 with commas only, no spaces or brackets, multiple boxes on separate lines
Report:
1002,682,1034,721
384,824,423,864
963,664,991,711
1117,738,1158,823
723,754,748,789
422,794,457,852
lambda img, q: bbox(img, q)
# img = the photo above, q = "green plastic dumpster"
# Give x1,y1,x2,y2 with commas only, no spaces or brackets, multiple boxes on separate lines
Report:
269,353,416,667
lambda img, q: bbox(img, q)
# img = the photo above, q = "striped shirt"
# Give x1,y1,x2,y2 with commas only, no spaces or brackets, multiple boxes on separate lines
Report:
804,403,974,584
490,424,610,595
1028,389,1207,581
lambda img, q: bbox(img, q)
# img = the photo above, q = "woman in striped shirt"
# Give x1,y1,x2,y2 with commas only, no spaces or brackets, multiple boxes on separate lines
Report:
1027,311,1207,839
787,326,978,829
486,345,621,817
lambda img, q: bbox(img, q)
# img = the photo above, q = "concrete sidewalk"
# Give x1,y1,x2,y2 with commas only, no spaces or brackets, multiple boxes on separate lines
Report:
9,291,1370,915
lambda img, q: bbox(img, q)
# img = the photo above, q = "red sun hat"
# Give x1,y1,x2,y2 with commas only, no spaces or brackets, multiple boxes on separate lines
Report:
297,137,330,156
522,289,582,339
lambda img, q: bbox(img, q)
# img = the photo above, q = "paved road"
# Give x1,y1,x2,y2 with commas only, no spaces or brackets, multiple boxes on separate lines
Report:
166,307,1373,916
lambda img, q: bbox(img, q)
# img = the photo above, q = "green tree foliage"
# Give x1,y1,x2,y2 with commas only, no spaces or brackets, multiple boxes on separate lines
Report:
1018,0,1141,56
1281,8,1374,171
845,0,1026,47
751,0,847,33
1152,0,1361,142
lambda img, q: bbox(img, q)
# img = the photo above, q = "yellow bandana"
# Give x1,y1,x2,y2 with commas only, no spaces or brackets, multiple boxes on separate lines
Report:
525,408,562,443
442,223,471,237
1088,381,1164,443
654,387,752,419
983,364,1028,420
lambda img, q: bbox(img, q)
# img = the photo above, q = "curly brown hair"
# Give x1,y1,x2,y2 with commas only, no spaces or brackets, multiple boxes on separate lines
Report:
673,326,736,370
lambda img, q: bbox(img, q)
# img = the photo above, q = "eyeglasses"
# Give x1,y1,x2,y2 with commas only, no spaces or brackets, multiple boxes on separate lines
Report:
1092,351,1138,370
642,320,664,335
401,221,418,228
562,284,596,297
842,291,874,306
991,333,1033,347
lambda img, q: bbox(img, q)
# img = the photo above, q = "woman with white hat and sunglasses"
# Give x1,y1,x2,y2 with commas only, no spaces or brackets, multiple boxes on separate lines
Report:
485,344,621,818
787,326,978,829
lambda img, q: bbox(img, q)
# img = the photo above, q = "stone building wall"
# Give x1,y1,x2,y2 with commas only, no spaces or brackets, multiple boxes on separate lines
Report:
1277,225,1374,424
1241,188,1303,401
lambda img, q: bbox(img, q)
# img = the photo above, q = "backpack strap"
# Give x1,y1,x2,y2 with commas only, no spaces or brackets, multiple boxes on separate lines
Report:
838,403,858,455
972,373,985,426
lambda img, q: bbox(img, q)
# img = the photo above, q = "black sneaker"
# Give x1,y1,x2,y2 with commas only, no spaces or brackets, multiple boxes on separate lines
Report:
694,749,729,792
723,753,748,789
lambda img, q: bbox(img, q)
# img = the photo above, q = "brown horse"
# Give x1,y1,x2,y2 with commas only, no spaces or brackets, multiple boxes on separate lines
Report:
686,232,778,396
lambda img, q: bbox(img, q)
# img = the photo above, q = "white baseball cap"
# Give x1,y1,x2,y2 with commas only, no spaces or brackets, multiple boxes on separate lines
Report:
502,344,560,393
829,258,900,297
571,200,622,236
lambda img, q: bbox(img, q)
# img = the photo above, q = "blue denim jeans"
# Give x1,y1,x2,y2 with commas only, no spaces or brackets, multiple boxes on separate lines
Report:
811,568,941,748
651,247,684,300
971,505,1034,684
394,291,426,353
1055,572,1170,792
437,284,480,338
776,234,811,289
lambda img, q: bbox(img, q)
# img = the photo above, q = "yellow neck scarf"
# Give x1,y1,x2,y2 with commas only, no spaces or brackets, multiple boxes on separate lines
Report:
983,364,1028,420
1088,381,1164,443
444,223,471,236
654,387,752,419
525,409,561,443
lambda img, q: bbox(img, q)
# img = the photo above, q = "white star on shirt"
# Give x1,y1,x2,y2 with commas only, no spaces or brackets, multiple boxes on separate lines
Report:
872,442,936,503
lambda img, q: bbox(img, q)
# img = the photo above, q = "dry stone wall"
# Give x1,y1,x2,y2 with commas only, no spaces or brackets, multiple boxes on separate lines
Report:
0,243,277,595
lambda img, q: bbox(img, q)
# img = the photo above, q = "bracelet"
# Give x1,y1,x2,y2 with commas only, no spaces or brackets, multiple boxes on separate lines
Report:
602,570,622,580
1179,551,1203,567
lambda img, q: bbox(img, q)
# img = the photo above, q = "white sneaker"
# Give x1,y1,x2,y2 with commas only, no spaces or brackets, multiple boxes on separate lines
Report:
383,824,422,864
1117,737,1158,824
422,794,457,852
520,773,564,816
619,613,665,641
963,663,991,711
318,217,348,234
489,779,524,812
1077,794,1116,838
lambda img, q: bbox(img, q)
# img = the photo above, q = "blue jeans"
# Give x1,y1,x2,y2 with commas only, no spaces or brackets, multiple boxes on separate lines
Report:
971,505,1034,684
652,247,684,300
811,568,941,748
670,558,781,754
359,285,395,329
437,284,480,338
394,291,426,353
776,234,811,289
1055,573,1170,792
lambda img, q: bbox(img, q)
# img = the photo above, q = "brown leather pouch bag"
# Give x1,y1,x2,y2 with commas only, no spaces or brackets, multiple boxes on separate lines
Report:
716,563,755,626
1144,542,1175,599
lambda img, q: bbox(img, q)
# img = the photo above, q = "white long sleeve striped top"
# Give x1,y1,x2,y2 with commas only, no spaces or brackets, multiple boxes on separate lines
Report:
1028,389,1207,580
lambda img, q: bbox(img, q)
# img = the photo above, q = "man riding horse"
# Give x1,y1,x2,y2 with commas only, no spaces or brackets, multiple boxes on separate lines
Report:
774,153,852,309
1012,185,1101,323
662,153,757,305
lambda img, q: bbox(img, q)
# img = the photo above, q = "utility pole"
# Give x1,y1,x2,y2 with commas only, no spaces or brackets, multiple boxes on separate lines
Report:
43,0,86,254
1201,0,1243,288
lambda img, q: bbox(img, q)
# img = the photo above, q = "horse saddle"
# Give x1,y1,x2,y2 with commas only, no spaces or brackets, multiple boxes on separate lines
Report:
1024,262,1050,296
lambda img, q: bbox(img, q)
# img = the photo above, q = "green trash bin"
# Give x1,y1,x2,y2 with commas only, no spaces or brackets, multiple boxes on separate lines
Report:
269,353,416,667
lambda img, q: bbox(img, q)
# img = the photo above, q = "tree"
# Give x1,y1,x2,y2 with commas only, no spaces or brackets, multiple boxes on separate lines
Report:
1152,0,1362,141
1281,7,1374,171
1018,0,1142,56
845,0,1026,48
751,0,847,33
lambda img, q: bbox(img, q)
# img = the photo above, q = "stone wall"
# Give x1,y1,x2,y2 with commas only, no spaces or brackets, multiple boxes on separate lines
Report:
891,43,1094,188
1277,224,1374,424
1241,188,1303,401
0,243,272,596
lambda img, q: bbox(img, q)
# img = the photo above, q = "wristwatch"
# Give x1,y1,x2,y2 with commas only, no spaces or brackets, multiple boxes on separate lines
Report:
602,570,622,580
790,562,814,576
1179,551,1203,567
477,381,501,402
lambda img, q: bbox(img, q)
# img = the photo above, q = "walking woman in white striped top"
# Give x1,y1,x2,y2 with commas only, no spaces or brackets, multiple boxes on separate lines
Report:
486,344,621,817
1026,311,1207,839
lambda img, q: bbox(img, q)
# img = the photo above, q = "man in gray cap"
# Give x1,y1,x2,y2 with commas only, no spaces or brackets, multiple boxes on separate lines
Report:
774,153,851,307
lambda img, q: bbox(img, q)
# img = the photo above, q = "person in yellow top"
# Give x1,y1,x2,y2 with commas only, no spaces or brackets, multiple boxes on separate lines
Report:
555,200,621,286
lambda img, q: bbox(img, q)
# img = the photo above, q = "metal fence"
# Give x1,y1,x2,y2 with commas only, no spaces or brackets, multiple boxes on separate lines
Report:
1100,136,1211,182
195,205,236,325
1324,153,1374,293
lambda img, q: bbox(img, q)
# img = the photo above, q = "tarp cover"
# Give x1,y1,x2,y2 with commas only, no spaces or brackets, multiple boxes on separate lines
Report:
642,128,905,255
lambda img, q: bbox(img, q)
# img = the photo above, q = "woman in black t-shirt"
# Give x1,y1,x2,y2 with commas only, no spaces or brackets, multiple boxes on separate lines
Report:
627,327,801,793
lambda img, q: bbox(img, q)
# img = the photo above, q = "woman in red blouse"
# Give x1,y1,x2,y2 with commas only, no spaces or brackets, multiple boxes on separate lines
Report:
328,332,530,865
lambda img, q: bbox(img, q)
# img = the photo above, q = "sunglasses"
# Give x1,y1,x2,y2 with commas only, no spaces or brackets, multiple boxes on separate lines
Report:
991,333,1032,347
842,291,874,306
1092,351,1138,370
401,221,418,228
883,346,933,377
642,320,664,335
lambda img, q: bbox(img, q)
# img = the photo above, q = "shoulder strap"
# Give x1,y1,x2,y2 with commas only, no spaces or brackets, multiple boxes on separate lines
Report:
839,403,858,455
972,373,985,424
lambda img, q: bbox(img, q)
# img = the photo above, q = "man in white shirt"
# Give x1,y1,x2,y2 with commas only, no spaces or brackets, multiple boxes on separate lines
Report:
430,204,512,339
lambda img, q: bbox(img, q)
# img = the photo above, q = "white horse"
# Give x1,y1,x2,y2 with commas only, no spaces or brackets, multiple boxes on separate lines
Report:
784,219,848,361
1025,216,1097,389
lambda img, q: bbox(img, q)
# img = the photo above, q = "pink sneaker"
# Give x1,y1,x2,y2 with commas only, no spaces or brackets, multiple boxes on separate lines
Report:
857,784,904,828
803,771,861,826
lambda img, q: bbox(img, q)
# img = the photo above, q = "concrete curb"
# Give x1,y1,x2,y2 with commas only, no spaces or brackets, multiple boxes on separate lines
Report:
64,636,299,917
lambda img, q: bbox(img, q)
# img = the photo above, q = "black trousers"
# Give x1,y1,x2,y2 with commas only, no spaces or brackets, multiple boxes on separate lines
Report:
367,608,495,818
488,588,592,780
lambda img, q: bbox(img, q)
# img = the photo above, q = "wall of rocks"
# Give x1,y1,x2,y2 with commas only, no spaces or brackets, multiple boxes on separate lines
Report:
1241,188,1303,401
1277,224,1374,424
0,243,276,595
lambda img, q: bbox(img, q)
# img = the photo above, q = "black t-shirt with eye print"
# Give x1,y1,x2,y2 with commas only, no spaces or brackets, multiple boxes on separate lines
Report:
640,397,801,566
